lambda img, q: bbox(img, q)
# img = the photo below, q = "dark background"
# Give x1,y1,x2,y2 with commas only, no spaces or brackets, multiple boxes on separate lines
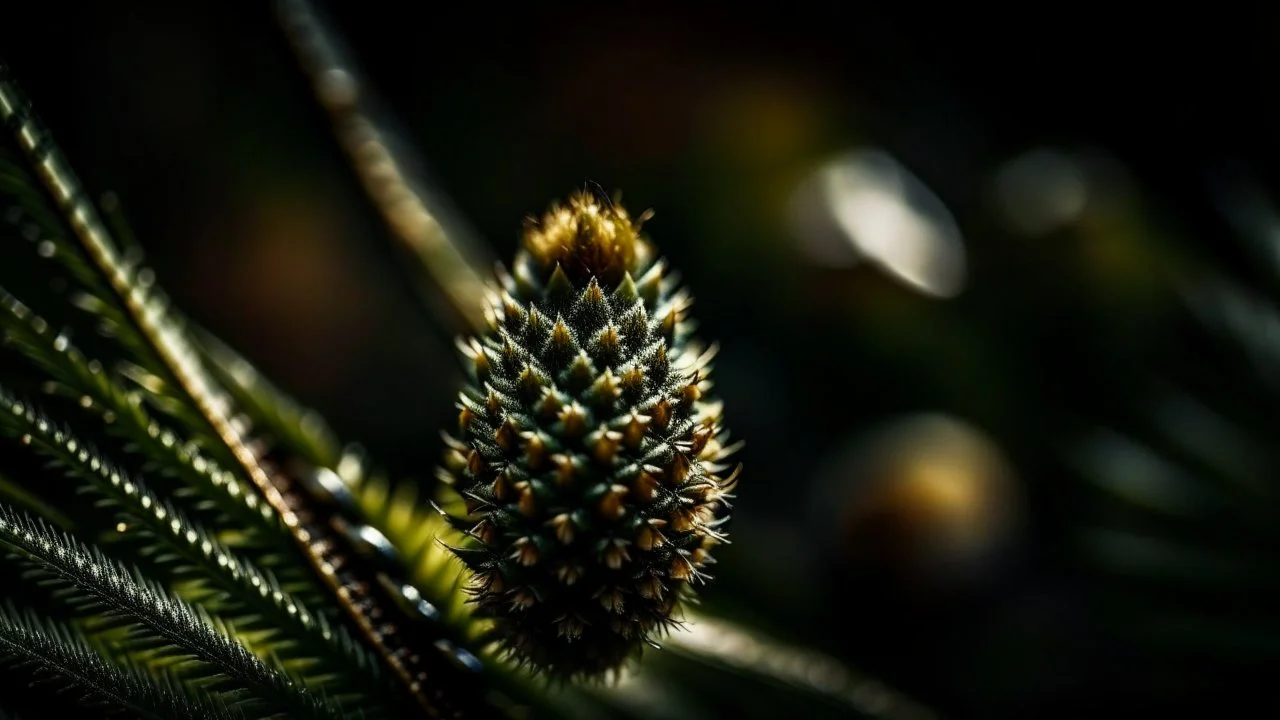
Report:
3,2,1278,717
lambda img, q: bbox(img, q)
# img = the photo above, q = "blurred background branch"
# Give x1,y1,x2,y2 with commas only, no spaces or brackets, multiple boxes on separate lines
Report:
273,0,494,335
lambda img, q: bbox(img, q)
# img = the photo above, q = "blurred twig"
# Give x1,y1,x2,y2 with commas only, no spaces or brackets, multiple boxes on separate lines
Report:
274,0,494,335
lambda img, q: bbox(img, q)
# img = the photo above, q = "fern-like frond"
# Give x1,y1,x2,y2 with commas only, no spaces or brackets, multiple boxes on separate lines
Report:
0,288,284,542
0,155,234,468
0,505,350,720
0,602,243,720
0,387,386,703
0,61,271,496
2,66,492,717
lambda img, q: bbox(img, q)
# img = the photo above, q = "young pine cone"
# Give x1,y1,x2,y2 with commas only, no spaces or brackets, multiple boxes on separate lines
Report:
437,191,741,678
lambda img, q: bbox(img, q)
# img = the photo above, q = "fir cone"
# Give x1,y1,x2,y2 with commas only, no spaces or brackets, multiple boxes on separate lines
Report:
437,191,741,678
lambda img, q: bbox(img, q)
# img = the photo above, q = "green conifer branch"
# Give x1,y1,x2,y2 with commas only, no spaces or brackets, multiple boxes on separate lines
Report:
0,288,285,544
192,326,495,651
0,156,119,300
0,602,244,720
0,153,232,464
0,388,387,704
5,58,571,716
0,72,449,714
192,333,558,716
0,62,275,494
0,505,351,720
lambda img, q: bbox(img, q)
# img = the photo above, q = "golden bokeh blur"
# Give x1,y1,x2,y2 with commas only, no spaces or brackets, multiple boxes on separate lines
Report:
834,414,1024,593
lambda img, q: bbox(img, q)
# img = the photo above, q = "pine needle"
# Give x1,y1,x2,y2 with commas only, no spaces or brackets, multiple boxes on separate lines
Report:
0,602,244,720
0,505,351,720
0,388,388,707
0,288,287,545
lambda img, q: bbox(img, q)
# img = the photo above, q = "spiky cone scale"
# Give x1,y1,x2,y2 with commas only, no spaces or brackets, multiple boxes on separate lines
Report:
438,191,740,679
